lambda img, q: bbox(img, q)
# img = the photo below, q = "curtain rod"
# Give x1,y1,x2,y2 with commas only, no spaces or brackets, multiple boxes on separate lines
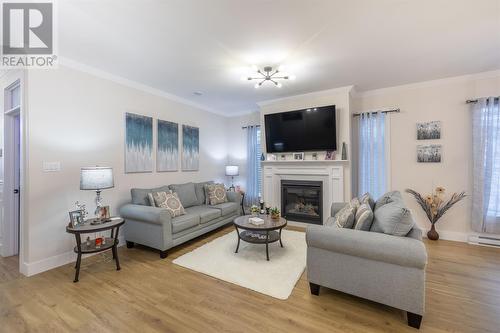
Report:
352,108,400,117
241,125,261,129
466,97,500,104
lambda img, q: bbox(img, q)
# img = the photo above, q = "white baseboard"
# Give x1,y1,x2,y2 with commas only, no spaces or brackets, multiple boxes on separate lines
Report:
422,230,469,242
22,236,125,277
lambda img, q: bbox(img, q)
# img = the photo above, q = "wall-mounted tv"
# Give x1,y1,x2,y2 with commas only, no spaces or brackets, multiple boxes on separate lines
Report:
264,105,336,153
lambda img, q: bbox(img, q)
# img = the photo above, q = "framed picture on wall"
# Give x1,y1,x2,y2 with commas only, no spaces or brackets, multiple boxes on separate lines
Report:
293,152,304,160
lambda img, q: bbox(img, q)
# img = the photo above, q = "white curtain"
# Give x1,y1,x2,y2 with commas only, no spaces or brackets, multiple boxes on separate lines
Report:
472,97,500,234
245,125,260,206
358,112,387,199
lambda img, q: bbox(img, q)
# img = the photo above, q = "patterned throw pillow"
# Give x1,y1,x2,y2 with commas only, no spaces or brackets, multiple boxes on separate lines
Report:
359,193,375,210
332,205,356,229
205,183,227,205
152,191,185,217
349,197,361,211
354,203,374,231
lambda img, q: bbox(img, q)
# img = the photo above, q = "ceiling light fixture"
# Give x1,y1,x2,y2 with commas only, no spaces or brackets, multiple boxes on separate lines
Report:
244,66,295,88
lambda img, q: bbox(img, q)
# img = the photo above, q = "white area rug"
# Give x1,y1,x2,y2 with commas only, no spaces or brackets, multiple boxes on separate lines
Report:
173,230,306,300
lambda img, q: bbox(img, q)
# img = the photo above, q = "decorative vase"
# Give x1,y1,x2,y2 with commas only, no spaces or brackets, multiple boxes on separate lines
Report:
260,153,265,161
271,213,280,220
427,224,439,240
341,142,348,160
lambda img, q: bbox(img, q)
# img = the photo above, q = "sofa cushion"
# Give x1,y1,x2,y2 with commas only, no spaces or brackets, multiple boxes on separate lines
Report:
131,185,170,206
147,193,157,207
359,192,375,210
206,183,228,205
152,191,185,218
331,204,355,228
370,200,416,236
349,197,361,211
171,213,200,234
169,182,198,208
353,203,374,231
185,206,221,224
211,202,239,216
194,181,214,206
374,190,403,211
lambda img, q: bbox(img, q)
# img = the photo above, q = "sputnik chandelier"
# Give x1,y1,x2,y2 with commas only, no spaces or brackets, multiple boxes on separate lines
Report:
244,66,296,88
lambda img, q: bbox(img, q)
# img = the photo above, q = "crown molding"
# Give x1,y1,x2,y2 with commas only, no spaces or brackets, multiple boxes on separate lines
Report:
58,57,231,117
357,69,500,98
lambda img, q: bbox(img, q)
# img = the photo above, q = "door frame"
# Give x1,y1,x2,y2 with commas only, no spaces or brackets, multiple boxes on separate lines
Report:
2,71,27,275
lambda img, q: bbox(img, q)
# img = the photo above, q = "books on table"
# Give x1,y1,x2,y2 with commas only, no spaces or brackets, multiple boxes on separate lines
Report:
249,217,264,225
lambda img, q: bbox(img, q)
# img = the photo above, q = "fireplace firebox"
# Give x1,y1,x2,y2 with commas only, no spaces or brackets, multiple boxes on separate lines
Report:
281,180,323,224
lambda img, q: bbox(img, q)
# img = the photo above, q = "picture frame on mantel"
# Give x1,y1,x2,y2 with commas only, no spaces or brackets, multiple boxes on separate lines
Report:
325,151,335,160
293,152,304,160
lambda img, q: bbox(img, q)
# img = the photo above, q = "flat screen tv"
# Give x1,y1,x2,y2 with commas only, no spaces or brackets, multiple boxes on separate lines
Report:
265,105,336,153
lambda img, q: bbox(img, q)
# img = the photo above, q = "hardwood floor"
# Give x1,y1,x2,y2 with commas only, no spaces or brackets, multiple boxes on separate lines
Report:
1,226,500,332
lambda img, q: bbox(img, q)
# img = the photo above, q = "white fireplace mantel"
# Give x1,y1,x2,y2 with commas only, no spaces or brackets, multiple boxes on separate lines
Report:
261,160,345,225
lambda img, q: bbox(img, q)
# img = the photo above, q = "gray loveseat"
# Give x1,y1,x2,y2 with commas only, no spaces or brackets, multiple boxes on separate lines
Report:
120,181,241,258
306,194,427,329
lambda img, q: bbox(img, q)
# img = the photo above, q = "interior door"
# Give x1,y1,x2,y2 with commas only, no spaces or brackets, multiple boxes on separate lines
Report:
13,114,20,254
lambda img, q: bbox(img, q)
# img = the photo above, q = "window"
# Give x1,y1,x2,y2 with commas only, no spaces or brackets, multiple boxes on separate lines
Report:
357,112,389,199
471,97,500,234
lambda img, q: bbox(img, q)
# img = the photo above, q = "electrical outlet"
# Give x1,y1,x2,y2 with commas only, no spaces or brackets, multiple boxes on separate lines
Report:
43,161,61,172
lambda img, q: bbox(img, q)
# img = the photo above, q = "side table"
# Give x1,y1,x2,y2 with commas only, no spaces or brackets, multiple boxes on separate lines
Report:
66,217,125,282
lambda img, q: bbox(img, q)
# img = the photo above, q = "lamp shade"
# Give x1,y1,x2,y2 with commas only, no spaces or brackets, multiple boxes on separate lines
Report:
80,167,114,190
225,165,239,176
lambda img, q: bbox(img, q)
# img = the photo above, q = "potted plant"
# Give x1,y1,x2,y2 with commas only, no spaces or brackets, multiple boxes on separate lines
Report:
406,187,466,240
250,205,260,216
270,207,280,220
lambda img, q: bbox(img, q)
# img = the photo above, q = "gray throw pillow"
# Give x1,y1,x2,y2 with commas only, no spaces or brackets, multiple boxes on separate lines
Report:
353,203,374,231
194,181,214,206
332,205,355,229
349,197,361,211
131,185,170,206
374,191,403,211
370,200,416,236
169,182,198,208
359,192,375,210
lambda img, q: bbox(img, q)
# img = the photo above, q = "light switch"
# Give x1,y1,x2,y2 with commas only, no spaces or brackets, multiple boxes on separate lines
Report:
43,161,61,172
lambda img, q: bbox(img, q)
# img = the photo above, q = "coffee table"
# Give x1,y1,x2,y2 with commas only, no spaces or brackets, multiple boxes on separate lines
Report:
233,215,287,261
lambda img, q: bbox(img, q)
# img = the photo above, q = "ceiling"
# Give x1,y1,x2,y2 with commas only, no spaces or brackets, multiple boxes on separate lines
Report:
59,0,500,115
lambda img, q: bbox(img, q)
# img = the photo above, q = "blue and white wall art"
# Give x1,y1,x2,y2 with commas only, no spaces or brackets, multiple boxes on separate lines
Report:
182,125,199,171
157,120,179,172
125,113,153,173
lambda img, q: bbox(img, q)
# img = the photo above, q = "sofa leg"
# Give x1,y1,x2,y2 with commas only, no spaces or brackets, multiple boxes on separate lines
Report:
309,282,320,296
160,250,168,259
126,241,134,248
407,312,422,329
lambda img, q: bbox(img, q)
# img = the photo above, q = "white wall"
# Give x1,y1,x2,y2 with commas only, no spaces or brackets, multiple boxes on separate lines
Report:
23,65,229,272
226,112,260,192
258,86,354,200
354,71,500,241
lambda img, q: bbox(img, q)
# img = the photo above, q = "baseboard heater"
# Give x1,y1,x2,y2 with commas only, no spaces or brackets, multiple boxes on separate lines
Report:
468,234,500,247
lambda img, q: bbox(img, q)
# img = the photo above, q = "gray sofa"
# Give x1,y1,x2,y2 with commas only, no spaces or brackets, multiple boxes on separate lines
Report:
120,181,241,258
306,198,427,329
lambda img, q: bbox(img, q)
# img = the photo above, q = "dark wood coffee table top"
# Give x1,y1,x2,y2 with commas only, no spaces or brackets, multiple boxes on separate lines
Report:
233,214,287,231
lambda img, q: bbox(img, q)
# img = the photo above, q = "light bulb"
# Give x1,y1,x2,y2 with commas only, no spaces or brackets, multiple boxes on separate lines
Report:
276,83,283,88
254,83,261,89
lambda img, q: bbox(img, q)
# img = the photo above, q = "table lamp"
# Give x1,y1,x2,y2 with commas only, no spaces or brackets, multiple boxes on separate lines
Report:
225,165,239,190
80,167,114,220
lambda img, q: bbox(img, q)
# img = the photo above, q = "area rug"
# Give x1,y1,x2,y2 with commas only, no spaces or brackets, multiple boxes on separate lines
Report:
173,230,306,300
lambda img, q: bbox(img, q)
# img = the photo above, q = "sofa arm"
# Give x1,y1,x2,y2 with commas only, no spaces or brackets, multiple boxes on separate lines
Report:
227,191,242,203
331,202,348,216
120,204,172,226
306,225,427,269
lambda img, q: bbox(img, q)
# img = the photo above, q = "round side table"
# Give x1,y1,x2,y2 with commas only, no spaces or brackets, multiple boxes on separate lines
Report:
66,217,124,282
